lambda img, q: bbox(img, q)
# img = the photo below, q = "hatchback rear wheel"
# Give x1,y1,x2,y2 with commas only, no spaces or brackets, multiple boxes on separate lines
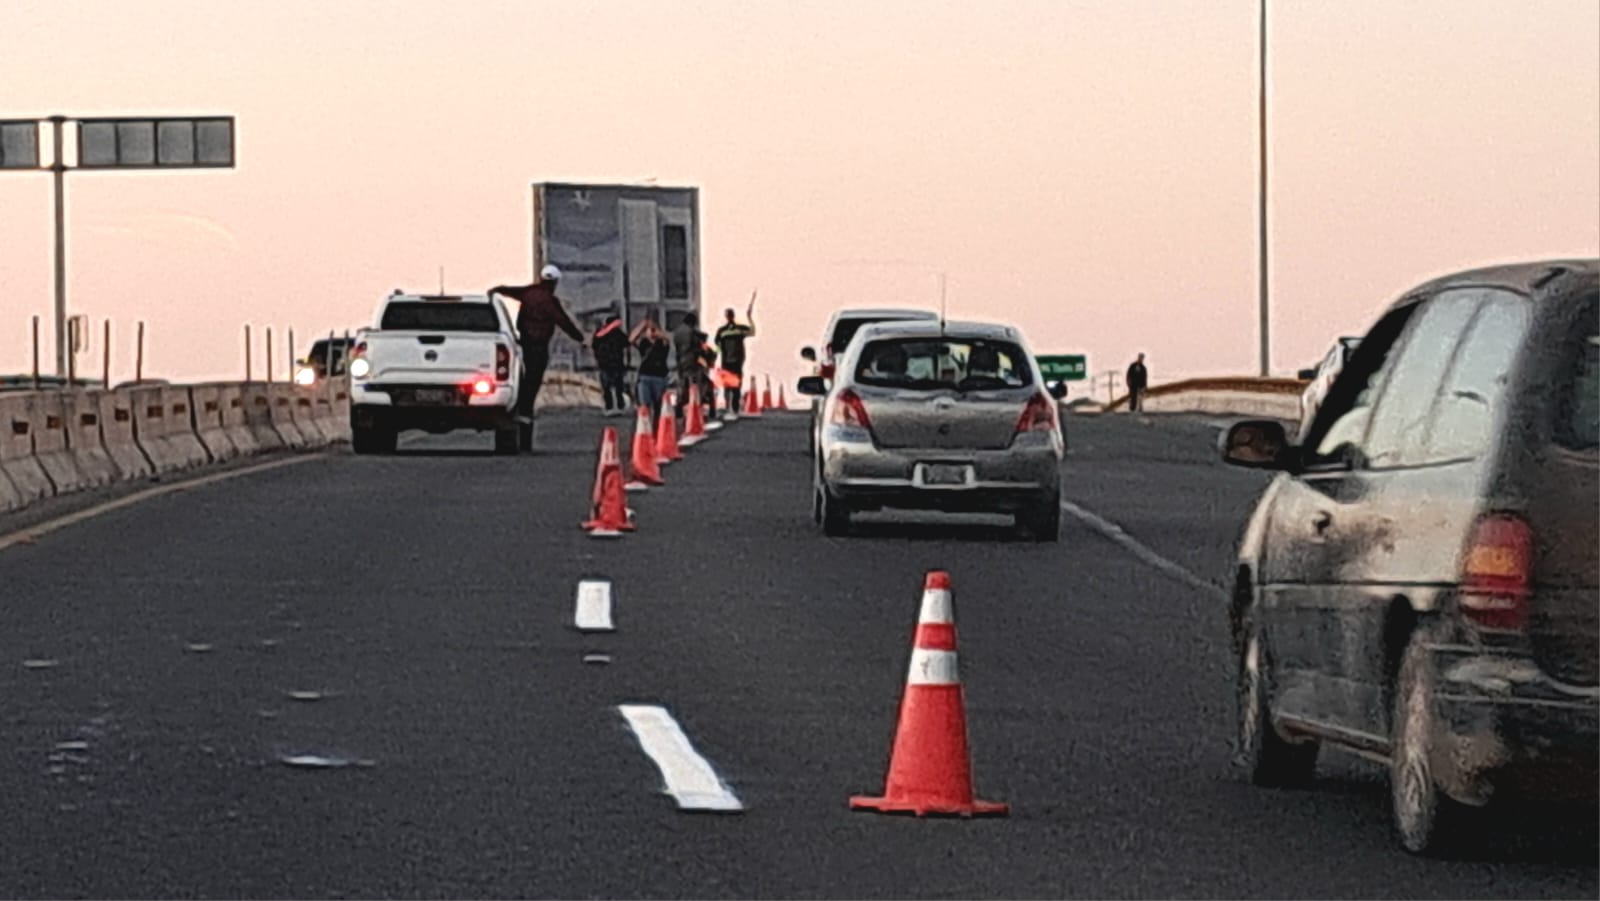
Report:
1018,493,1061,541
1236,613,1319,787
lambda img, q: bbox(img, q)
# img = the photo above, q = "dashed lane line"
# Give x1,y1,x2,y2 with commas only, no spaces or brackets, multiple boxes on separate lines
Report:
618,704,743,813
1058,499,1229,601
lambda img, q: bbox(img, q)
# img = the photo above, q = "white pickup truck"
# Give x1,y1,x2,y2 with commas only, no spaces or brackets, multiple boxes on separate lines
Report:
348,292,523,455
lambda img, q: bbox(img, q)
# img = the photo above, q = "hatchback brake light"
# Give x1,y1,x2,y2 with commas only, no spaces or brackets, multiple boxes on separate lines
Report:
830,388,872,430
1015,391,1057,435
1460,513,1532,631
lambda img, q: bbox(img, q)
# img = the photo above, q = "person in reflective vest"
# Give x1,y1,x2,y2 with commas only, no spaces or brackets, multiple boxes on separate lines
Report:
714,294,757,417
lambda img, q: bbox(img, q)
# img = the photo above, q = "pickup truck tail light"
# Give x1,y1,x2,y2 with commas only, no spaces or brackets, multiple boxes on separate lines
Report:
472,378,494,396
1460,513,1532,631
495,344,511,381
349,341,370,379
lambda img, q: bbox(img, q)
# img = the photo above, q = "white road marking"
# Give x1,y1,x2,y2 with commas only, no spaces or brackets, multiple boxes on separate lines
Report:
618,704,743,812
574,580,615,631
1058,499,1228,600
0,456,324,553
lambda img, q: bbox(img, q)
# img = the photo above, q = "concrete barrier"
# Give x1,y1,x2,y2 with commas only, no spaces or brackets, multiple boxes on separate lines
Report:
325,378,351,442
132,386,210,474
96,389,154,481
1106,377,1304,422
27,392,88,494
0,393,53,509
269,384,310,448
309,383,346,444
218,383,259,457
61,391,117,490
189,384,241,463
290,387,329,448
241,384,287,452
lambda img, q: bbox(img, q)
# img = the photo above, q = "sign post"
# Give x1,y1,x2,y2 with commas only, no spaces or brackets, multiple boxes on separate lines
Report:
0,115,236,377
1036,354,1088,383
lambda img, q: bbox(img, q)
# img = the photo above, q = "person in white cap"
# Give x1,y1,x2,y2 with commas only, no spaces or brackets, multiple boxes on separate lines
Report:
489,264,585,451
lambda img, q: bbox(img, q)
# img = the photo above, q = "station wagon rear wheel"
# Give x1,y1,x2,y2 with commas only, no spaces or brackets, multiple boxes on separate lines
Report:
1391,629,1470,855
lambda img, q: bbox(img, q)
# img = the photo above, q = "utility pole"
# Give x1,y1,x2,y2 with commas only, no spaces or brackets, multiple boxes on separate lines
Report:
1258,0,1271,377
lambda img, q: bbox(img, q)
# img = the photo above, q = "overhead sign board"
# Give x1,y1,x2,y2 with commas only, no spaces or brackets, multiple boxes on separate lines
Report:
1037,354,1088,381
0,120,39,169
76,116,234,169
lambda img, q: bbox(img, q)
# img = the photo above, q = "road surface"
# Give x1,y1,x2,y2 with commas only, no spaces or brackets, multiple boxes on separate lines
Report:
1,410,1593,898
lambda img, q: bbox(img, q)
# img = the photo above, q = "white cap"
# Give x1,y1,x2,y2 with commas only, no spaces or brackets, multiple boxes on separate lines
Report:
540,264,562,281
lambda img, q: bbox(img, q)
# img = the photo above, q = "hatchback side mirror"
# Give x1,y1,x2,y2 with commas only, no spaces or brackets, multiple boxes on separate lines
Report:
1047,381,1068,400
1220,419,1292,469
800,346,818,363
796,376,827,396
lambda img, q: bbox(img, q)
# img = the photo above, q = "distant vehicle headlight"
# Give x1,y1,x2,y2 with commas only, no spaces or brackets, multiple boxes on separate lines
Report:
294,367,318,386
349,358,371,379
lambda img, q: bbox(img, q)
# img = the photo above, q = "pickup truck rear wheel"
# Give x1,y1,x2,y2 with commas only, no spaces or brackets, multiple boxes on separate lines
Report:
352,423,395,456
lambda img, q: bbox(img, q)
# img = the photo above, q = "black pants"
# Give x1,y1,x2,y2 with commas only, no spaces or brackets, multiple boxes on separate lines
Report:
1128,389,1143,412
600,367,629,411
517,343,551,419
723,362,745,413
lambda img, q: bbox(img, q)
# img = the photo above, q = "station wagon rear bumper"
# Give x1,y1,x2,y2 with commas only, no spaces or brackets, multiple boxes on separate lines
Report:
1432,646,1599,802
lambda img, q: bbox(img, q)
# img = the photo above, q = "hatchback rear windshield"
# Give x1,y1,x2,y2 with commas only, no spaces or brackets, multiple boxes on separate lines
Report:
854,338,1032,391
380,302,500,332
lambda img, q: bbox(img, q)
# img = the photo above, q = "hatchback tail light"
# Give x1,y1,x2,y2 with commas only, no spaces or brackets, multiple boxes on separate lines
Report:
830,388,872,431
1015,391,1058,436
1460,513,1532,631
495,344,511,381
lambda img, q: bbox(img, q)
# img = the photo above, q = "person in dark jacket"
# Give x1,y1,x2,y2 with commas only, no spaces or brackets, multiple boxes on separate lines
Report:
1126,352,1149,413
630,315,672,423
591,311,631,416
673,313,705,418
489,264,585,451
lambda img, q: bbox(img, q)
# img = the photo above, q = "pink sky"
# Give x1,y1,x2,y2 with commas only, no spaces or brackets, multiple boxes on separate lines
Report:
2,0,1596,390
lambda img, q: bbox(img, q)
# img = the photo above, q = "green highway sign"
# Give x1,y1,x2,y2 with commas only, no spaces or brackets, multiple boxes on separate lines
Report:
1036,354,1087,381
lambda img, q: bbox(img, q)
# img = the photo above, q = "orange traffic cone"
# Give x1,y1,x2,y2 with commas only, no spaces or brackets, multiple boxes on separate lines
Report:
850,571,1007,817
681,384,709,447
744,381,763,417
762,376,775,412
776,383,788,411
582,428,634,537
655,396,683,463
625,405,665,491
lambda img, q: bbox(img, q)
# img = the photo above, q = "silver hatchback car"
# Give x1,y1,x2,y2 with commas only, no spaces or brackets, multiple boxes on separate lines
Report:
797,320,1067,540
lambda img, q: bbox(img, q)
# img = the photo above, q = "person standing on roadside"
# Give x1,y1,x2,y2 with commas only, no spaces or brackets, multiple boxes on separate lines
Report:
714,293,757,417
1126,352,1149,413
672,312,705,419
631,314,672,422
592,310,631,417
489,264,586,451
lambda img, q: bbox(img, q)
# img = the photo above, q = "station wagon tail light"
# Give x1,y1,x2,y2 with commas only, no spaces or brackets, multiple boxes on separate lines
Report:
1015,391,1057,435
495,344,511,381
1460,513,1532,631
830,388,872,430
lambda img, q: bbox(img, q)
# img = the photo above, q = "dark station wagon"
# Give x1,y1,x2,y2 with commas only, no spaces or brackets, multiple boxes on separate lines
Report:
1220,259,1598,855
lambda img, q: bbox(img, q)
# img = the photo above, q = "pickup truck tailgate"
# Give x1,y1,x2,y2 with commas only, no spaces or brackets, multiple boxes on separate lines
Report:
363,332,503,382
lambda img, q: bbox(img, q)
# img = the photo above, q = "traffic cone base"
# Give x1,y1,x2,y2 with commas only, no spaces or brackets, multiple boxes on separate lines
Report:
850,571,1007,818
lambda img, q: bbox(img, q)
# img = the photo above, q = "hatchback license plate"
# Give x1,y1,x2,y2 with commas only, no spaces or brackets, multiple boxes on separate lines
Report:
920,464,968,486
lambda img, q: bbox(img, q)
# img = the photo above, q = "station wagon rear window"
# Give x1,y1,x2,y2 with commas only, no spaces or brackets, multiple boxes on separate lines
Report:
854,338,1032,391
380,302,500,332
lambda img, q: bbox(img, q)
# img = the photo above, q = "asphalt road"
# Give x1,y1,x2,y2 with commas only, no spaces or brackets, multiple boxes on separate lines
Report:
1,409,1594,899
